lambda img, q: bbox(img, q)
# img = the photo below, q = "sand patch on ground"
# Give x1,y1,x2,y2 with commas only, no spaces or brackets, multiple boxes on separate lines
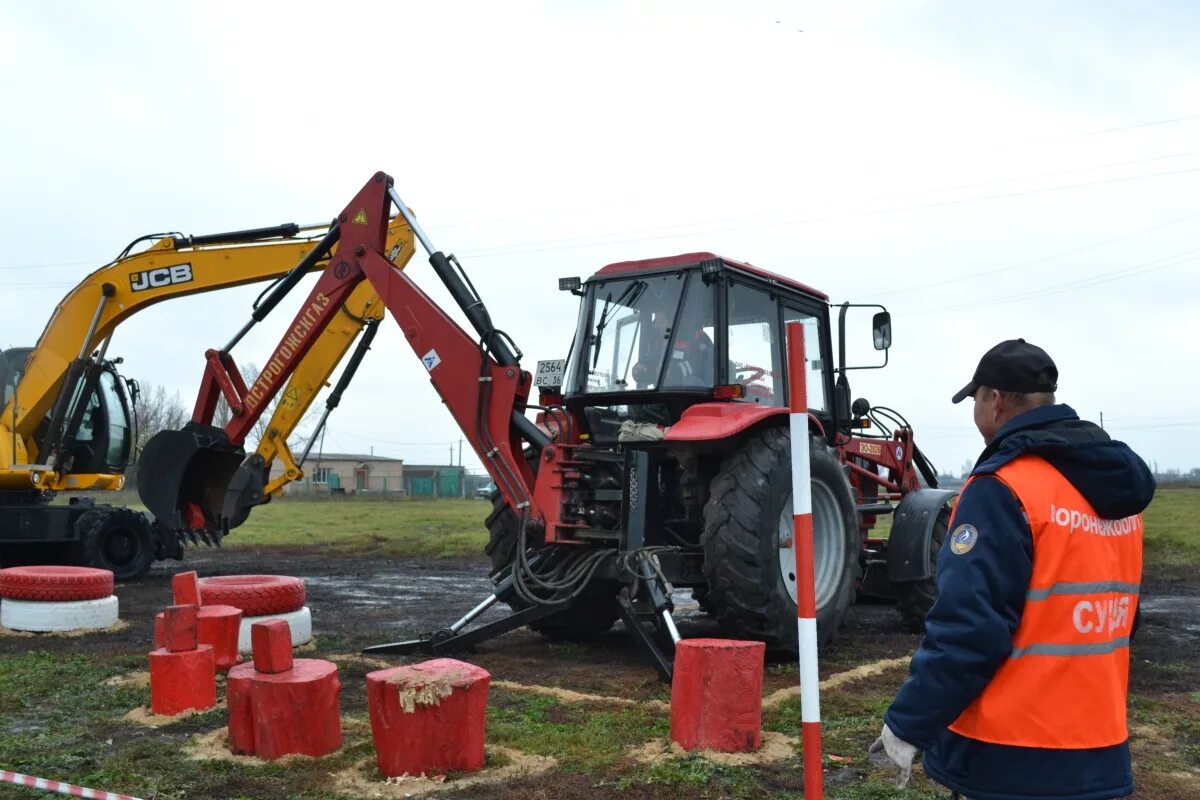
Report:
326,653,395,671
630,731,797,766
103,670,150,689
0,620,130,637
762,656,912,709
183,719,370,763
327,747,556,798
492,679,669,711
123,700,226,728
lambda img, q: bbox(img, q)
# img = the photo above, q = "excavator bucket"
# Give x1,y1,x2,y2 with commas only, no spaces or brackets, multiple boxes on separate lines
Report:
137,423,245,531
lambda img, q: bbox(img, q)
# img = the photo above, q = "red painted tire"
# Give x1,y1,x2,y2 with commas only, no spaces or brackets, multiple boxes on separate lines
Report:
198,575,306,615
0,566,115,601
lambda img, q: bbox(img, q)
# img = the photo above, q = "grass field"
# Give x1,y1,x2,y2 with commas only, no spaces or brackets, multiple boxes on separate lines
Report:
228,497,493,559
8,487,1194,799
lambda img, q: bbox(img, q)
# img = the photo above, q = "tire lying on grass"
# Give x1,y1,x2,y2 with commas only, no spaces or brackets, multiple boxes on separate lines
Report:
199,575,307,616
700,426,860,651
0,565,114,602
0,595,120,632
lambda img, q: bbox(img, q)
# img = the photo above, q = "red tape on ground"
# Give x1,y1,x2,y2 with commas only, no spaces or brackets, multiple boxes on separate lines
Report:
0,769,143,800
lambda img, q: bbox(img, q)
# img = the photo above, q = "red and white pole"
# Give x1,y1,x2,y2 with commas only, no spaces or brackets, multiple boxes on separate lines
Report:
0,770,143,800
785,320,823,799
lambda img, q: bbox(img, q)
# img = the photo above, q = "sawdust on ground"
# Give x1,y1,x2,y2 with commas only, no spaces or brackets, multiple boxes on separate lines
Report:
184,719,372,763
326,653,395,671
762,655,912,709
492,679,670,711
0,620,130,637
123,700,226,728
103,670,151,689
327,747,556,799
630,731,797,766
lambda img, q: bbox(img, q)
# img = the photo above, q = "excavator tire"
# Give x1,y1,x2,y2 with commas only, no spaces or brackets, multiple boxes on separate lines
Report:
485,492,619,641
75,507,156,582
894,508,950,632
701,426,859,651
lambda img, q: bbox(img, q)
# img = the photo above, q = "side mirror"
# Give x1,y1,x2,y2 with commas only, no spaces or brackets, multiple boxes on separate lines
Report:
872,311,892,351
559,276,582,295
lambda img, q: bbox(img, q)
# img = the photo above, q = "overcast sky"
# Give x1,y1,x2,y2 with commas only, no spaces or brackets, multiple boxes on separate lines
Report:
2,1,1197,477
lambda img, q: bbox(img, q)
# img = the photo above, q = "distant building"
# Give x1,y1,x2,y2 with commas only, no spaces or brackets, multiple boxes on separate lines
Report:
401,464,467,498
274,452,405,496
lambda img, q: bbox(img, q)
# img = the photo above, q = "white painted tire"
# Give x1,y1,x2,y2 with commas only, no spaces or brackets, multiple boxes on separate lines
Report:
236,606,312,653
0,595,120,632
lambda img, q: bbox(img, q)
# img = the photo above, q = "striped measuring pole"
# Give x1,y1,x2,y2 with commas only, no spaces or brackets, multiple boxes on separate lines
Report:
0,770,143,800
785,320,824,799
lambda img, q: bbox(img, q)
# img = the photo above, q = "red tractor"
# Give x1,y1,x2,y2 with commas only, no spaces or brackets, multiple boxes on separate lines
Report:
139,172,955,680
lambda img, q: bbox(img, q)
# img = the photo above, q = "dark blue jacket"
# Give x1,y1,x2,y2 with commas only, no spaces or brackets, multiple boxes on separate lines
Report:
884,404,1155,800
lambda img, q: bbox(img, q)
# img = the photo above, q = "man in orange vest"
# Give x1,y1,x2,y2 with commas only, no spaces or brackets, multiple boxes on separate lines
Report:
872,339,1154,799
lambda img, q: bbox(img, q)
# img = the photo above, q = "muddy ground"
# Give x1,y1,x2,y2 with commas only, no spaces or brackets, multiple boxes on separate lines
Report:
2,547,1197,799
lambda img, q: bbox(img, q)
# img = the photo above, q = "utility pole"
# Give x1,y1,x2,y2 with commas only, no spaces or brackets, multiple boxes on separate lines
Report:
1100,411,1104,430
458,439,463,467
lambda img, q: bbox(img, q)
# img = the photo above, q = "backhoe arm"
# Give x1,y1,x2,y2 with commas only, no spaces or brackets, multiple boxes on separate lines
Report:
140,172,547,533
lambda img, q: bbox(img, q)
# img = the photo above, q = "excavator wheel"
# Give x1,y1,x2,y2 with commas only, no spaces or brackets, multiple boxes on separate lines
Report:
700,426,860,651
73,506,156,582
484,492,619,641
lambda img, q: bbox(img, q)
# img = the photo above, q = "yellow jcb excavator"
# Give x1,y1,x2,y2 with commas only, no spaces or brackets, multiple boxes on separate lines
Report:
0,218,415,578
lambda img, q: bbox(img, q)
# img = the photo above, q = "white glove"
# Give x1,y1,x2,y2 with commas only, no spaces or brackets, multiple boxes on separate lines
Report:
868,723,918,788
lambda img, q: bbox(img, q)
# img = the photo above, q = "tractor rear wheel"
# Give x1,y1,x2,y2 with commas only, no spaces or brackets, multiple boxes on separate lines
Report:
893,508,950,632
701,426,859,651
485,493,619,641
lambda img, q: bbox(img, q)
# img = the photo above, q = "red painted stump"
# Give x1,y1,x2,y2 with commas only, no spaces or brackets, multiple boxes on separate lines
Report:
149,603,216,716
222,620,341,760
249,660,342,759
171,571,202,606
149,645,216,715
155,605,243,672
366,658,491,777
669,638,765,753
226,662,257,755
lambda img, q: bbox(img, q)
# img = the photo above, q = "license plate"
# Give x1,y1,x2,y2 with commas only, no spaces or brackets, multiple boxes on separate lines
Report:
534,359,566,388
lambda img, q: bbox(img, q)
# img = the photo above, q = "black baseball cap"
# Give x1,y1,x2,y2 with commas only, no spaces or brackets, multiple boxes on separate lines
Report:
951,339,1058,404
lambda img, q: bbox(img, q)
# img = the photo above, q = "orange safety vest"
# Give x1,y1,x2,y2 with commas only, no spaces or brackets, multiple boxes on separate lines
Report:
947,455,1143,749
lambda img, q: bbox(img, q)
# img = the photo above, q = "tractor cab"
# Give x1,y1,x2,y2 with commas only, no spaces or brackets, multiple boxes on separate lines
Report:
556,253,857,442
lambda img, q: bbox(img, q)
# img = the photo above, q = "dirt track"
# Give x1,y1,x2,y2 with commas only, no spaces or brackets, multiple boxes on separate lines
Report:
2,547,1197,799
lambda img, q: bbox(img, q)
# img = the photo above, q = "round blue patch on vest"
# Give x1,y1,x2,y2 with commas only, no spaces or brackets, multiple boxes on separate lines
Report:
950,524,978,555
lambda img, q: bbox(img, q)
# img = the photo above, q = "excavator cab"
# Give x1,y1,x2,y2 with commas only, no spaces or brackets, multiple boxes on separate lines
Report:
1,346,138,480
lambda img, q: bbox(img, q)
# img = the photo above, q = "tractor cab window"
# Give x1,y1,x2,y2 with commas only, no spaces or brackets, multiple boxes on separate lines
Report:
726,282,781,405
578,274,692,394
782,307,829,413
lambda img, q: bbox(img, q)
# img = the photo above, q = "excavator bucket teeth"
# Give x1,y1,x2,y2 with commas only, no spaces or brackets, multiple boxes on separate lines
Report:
137,423,245,531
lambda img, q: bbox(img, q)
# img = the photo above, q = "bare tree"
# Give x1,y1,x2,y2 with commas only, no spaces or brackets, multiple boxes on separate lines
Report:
126,382,188,485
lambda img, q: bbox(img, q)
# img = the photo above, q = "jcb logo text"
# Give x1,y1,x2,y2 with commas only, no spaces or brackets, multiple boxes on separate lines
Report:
130,264,193,292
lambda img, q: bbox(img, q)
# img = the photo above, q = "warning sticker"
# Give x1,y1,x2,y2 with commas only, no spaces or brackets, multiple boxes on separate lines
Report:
352,209,368,225
421,349,442,371
280,387,300,409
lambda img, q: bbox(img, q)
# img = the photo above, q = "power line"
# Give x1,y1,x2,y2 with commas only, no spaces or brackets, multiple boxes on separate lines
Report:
866,210,1200,300
1051,114,1200,142
455,165,1200,261
908,247,1200,316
